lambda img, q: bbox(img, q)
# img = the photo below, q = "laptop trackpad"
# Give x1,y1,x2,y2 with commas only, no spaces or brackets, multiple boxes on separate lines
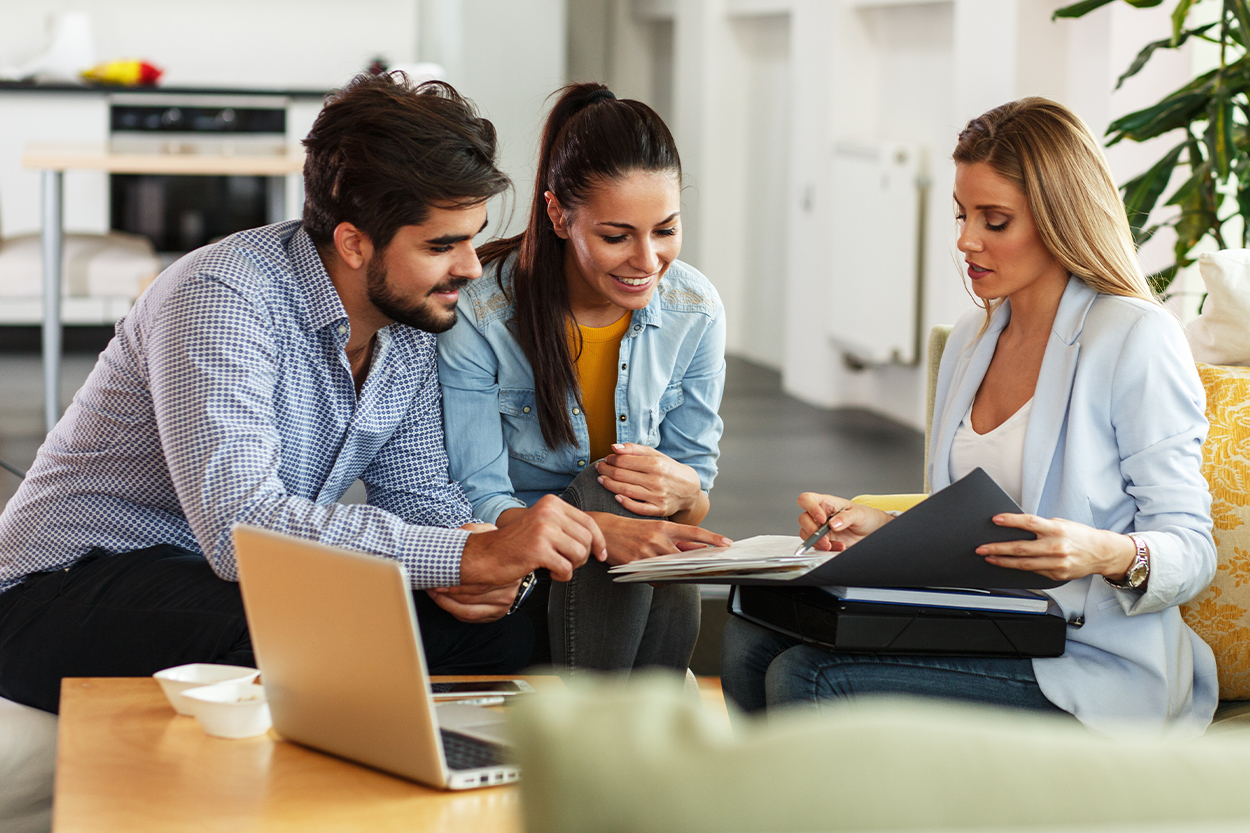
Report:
436,703,511,745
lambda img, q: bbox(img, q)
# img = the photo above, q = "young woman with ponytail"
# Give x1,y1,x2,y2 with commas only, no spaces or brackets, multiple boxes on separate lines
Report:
437,83,730,674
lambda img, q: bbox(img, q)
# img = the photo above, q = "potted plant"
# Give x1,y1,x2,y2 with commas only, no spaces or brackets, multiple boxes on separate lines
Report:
1055,0,1250,295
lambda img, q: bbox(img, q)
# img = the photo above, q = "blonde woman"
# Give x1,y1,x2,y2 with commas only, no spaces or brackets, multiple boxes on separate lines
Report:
722,98,1217,736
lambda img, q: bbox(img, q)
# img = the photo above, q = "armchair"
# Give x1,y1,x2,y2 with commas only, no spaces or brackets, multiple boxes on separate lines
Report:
854,325,1250,726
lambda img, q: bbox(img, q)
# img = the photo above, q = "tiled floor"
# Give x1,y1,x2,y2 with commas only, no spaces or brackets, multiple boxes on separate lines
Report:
0,335,926,674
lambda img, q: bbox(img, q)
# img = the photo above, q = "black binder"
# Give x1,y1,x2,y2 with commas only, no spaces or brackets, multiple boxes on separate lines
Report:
729,584,1067,658
702,468,1063,590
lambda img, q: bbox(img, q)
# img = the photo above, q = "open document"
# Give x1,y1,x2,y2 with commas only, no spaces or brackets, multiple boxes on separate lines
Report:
608,468,1064,590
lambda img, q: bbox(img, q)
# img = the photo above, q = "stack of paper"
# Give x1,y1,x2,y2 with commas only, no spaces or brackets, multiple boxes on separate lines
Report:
609,535,825,583
821,586,1050,614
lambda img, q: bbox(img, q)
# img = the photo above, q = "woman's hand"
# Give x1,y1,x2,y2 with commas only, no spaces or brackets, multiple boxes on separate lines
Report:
588,512,732,566
595,443,707,522
797,493,894,551
976,514,1138,582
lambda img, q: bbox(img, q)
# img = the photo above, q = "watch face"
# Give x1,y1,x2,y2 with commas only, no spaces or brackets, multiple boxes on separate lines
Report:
1128,559,1149,588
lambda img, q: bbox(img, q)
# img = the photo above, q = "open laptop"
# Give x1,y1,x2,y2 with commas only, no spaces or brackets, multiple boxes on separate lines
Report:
232,524,520,790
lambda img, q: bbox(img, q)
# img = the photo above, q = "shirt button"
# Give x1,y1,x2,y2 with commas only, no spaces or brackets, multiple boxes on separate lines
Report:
621,363,627,371
619,414,627,422
572,407,581,415
522,406,531,414
577,460,586,467
633,324,642,332
337,325,347,335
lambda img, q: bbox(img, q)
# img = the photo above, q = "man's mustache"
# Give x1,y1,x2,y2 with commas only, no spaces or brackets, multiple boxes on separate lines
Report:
429,276,471,295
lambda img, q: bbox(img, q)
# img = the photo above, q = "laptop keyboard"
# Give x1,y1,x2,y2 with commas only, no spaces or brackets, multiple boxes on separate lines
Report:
441,729,507,770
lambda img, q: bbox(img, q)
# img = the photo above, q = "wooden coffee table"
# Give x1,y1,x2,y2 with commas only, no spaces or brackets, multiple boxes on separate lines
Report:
54,675,556,832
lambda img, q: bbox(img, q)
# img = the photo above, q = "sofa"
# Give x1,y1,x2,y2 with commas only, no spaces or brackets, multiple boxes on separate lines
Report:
510,674,1250,833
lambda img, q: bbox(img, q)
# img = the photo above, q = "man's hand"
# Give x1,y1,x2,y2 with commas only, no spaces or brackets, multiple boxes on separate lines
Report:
460,494,605,584
427,582,520,623
589,512,731,566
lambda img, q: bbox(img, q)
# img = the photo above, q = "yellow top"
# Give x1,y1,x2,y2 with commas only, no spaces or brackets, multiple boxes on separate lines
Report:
572,313,632,463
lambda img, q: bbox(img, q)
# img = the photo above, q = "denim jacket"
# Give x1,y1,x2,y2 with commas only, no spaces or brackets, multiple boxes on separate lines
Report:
437,253,727,524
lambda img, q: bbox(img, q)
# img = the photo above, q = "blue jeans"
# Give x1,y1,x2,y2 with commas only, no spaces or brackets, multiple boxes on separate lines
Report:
546,465,701,675
721,615,1070,717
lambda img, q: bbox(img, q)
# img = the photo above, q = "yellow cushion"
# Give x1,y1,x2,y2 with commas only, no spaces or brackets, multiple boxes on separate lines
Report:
1180,363,1250,700
852,493,927,513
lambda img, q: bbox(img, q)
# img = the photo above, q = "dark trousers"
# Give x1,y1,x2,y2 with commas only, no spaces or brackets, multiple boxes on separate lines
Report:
0,544,533,714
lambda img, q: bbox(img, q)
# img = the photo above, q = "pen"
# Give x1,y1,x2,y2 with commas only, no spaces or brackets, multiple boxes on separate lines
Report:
795,507,849,555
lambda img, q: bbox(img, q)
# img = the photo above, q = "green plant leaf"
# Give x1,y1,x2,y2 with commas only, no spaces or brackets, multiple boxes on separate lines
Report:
1116,23,1218,89
1053,0,1116,19
1121,142,1186,234
1107,90,1212,144
1171,0,1196,45
1229,0,1250,46
1207,89,1236,179
1146,264,1180,295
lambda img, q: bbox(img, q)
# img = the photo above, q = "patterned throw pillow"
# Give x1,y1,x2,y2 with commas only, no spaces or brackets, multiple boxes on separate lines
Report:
1180,363,1250,700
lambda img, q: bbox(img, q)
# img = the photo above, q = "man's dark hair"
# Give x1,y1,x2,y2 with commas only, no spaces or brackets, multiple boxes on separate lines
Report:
302,72,510,251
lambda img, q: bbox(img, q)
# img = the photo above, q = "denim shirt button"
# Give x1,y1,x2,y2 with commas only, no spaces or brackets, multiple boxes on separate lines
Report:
619,414,627,422
632,324,641,332
577,460,586,467
621,363,627,371
522,406,531,413
572,407,581,415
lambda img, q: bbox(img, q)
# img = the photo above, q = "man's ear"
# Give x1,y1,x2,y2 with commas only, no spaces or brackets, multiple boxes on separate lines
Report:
332,222,373,270
544,191,571,240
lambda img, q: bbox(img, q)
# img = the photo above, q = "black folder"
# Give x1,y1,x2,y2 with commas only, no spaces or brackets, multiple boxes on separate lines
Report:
729,584,1067,658
701,468,1064,591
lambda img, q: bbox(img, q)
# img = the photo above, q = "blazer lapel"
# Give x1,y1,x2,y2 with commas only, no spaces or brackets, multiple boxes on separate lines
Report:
930,304,1010,491
1019,277,1098,513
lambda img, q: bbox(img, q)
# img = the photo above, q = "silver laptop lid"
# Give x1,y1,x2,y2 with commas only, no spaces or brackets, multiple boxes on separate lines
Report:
232,524,450,787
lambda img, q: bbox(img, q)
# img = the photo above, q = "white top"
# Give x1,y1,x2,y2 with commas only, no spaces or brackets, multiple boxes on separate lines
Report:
949,398,1032,506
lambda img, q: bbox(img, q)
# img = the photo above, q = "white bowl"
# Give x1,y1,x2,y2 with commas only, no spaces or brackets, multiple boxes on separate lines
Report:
153,663,260,716
182,681,272,739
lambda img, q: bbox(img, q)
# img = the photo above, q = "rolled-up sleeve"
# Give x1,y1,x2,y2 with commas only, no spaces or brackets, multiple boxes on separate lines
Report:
1109,311,1215,614
656,301,726,492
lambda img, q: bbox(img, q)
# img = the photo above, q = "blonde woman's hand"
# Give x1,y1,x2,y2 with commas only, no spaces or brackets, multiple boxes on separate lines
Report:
797,492,894,551
976,513,1138,582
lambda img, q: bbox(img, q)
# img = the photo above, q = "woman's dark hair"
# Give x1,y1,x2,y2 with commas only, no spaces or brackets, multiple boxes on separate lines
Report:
478,82,681,448
302,72,510,252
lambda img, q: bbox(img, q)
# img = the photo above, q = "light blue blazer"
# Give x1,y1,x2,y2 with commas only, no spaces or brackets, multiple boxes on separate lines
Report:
930,276,1218,737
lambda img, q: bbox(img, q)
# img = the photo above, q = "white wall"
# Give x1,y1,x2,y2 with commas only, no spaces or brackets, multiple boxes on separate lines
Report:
0,1,420,90
0,1,568,242
599,0,1197,430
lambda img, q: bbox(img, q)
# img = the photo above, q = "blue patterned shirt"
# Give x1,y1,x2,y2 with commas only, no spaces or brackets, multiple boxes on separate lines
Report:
0,221,474,595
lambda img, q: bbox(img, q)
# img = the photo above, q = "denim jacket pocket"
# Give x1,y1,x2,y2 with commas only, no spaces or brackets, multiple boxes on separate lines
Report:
645,384,685,445
498,388,548,464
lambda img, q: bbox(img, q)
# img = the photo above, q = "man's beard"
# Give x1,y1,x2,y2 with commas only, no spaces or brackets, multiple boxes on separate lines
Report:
365,257,467,334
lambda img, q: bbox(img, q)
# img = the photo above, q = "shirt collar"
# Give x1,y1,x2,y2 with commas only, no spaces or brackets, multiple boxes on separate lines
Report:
289,226,350,334
632,282,665,330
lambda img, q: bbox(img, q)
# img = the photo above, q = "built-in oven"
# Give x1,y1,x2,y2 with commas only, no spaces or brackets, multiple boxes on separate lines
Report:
108,93,290,255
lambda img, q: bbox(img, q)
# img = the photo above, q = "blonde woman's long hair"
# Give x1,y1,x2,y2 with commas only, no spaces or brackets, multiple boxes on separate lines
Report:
952,97,1159,311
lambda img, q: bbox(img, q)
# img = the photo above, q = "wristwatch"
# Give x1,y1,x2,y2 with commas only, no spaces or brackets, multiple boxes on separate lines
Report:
1106,535,1149,591
507,572,538,615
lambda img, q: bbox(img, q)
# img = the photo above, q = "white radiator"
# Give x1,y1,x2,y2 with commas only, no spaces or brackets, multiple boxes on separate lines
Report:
827,140,927,366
